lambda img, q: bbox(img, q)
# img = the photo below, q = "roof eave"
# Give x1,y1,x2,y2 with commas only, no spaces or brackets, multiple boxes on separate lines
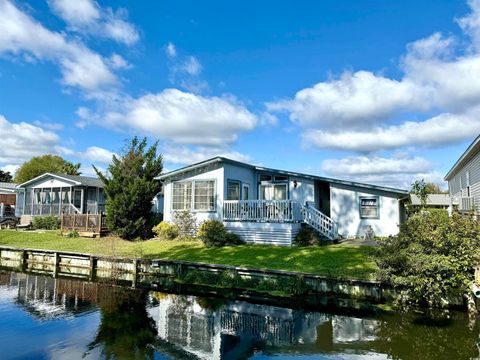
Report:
16,173,82,188
444,135,480,181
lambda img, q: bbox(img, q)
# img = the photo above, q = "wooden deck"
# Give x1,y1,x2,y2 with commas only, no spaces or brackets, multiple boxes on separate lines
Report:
61,214,108,237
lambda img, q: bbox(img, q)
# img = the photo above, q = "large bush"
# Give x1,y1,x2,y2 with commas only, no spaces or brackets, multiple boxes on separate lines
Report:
94,137,163,240
152,221,179,240
32,216,61,230
376,210,480,308
197,220,243,247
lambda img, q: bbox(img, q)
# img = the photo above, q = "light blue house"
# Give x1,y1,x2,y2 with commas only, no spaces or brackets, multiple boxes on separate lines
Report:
157,157,409,245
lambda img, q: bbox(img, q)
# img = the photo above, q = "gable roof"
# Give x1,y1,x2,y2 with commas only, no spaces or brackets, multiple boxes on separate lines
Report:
157,156,409,195
445,134,480,181
17,173,103,188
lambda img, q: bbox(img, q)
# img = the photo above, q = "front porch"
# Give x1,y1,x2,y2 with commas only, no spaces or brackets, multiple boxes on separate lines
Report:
222,199,337,244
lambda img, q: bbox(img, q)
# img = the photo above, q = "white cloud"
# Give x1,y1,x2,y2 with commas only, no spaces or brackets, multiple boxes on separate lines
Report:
321,155,445,189
76,146,116,164
267,2,480,152
0,0,117,91
33,120,64,131
82,89,258,146
321,156,432,176
165,42,177,58
108,53,131,69
162,145,252,166
303,110,480,152
180,56,202,76
0,114,60,166
48,0,139,45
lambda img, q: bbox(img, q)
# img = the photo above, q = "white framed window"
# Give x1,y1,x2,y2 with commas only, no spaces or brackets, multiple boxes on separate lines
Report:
259,183,287,200
172,180,215,212
194,180,215,211
359,196,379,219
227,180,241,200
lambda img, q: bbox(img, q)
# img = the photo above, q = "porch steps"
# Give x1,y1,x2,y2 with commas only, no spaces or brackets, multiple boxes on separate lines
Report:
301,205,338,241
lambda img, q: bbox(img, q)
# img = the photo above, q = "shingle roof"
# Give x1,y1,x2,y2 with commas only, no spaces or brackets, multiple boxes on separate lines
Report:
50,173,104,188
157,156,409,195
410,194,450,206
0,182,17,190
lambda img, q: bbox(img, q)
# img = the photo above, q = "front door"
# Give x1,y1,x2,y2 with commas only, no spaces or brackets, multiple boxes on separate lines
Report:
73,189,82,212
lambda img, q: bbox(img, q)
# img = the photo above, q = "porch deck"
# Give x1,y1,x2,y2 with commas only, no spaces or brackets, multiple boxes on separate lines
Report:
61,214,108,237
223,199,337,243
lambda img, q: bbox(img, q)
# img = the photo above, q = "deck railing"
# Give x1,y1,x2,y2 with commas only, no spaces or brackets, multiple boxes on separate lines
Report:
61,214,107,234
24,203,81,216
301,204,337,240
223,200,303,222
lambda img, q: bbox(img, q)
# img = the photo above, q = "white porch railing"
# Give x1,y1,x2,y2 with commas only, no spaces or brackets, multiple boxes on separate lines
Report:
301,204,337,240
24,203,81,216
223,200,303,222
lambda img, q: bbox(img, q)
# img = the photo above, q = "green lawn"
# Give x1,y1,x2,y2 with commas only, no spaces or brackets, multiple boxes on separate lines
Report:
0,230,378,280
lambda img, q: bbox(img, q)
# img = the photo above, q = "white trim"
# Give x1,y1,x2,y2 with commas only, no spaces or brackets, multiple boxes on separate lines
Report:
16,173,81,188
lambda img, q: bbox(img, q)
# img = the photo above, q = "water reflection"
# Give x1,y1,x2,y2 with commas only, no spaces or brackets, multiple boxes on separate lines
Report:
0,270,478,360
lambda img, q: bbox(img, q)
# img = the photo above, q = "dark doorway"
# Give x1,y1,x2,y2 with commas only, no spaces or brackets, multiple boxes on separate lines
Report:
315,180,331,217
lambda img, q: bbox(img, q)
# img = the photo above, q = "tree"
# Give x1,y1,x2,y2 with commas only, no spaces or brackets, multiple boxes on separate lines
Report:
14,155,81,184
411,179,430,208
376,210,480,309
0,170,13,182
425,182,448,194
95,137,163,240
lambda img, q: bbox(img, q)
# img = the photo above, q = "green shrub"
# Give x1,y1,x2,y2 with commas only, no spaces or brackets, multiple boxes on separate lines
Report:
197,219,244,247
65,230,79,238
294,227,329,246
32,216,60,230
152,221,179,240
375,211,480,308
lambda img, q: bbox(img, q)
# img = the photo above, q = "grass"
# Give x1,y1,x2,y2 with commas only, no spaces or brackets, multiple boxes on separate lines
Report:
0,230,378,280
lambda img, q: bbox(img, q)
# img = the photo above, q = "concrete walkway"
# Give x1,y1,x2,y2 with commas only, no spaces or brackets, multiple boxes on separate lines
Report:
337,237,379,247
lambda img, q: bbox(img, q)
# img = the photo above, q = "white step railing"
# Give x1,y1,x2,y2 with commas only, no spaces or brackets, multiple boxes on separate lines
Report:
223,200,303,222
452,196,475,212
301,204,337,240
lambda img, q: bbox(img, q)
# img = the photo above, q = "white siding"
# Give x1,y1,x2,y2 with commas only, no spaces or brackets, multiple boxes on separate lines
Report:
330,184,401,238
448,149,480,208
225,222,301,246
30,178,75,188
163,166,224,223
223,163,257,200
289,176,315,205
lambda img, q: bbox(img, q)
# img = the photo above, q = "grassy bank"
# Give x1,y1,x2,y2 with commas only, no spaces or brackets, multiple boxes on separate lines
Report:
0,230,378,280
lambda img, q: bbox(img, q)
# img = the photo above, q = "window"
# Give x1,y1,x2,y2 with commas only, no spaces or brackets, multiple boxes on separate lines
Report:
172,182,192,210
274,175,288,182
227,180,241,200
73,189,82,209
259,174,272,182
172,180,215,211
360,197,379,219
242,184,250,200
260,183,287,200
194,181,215,211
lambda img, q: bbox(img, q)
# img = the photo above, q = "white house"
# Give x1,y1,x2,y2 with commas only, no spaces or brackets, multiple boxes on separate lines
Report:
158,157,409,245
445,134,480,214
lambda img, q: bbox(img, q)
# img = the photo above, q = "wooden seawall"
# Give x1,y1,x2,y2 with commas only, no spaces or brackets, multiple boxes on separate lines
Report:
0,246,393,303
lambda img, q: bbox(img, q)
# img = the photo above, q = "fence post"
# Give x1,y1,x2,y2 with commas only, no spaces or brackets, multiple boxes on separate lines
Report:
86,214,89,232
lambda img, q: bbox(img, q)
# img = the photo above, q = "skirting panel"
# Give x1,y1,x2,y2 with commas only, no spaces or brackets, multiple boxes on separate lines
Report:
224,222,301,246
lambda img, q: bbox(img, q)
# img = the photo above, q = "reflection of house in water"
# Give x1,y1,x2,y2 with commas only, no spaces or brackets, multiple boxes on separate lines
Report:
147,294,380,359
0,272,96,319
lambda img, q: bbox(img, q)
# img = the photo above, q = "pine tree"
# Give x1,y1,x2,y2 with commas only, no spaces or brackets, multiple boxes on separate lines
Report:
95,137,163,240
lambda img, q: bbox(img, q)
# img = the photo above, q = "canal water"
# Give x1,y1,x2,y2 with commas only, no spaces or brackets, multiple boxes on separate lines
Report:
0,270,478,360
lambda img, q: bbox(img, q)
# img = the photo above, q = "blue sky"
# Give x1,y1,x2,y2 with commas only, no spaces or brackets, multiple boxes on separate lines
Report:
0,0,479,189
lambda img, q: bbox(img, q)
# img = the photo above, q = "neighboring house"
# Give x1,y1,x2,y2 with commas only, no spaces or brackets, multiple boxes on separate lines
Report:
445,135,480,213
15,173,106,218
409,194,450,210
157,157,409,245
0,182,17,206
